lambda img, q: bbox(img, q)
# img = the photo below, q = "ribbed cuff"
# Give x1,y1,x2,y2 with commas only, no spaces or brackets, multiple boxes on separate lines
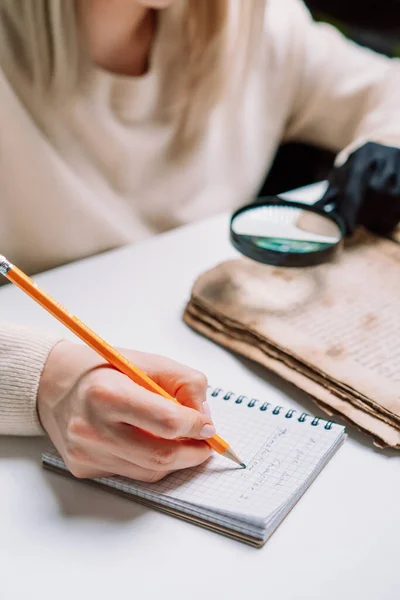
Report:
0,323,64,436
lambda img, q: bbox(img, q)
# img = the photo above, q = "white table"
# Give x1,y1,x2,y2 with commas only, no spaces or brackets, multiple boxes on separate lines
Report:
1,183,398,600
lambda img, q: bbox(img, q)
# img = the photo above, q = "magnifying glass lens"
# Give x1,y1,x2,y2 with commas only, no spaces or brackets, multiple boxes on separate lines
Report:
248,235,332,253
230,202,344,267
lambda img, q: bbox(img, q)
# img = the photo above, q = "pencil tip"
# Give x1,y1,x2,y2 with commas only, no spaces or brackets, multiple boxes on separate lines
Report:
223,447,246,468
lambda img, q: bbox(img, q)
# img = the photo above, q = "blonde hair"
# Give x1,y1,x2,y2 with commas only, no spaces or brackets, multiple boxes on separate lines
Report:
0,0,265,156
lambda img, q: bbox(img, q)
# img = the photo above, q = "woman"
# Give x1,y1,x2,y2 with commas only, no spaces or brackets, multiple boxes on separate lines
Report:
0,0,399,482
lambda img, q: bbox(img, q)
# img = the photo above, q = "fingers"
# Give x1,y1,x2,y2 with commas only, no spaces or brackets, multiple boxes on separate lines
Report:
63,353,215,483
99,423,212,471
330,143,400,237
63,445,174,483
361,152,400,234
122,350,209,413
108,458,173,483
174,371,208,413
83,368,216,441
64,424,211,481
338,159,369,234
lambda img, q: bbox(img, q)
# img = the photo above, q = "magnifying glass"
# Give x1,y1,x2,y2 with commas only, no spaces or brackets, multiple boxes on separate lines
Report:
230,196,346,267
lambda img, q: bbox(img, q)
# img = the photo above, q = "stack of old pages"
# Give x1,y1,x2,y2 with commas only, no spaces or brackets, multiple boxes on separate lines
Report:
183,230,400,449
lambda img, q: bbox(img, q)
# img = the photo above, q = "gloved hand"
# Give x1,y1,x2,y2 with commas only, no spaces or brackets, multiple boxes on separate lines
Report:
318,141,400,236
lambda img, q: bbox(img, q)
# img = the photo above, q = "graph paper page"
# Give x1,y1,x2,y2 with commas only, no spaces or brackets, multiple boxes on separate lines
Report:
43,388,345,521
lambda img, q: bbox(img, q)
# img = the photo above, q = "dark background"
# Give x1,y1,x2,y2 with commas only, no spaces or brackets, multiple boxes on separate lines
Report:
258,0,400,197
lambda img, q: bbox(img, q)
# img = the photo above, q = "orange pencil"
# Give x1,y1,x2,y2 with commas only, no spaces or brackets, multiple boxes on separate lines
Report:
0,254,245,467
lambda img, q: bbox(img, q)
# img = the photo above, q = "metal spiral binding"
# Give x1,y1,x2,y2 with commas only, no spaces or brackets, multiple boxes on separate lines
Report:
207,385,334,430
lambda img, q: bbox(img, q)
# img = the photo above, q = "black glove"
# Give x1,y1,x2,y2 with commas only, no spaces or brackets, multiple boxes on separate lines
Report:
318,141,400,236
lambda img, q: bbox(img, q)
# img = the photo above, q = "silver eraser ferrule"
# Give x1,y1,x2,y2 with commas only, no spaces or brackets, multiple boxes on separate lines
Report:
0,255,11,276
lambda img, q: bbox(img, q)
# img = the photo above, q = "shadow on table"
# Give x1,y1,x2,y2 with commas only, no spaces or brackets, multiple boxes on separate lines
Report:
0,435,149,523
42,467,151,523
0,435,47,460
233,355,399,458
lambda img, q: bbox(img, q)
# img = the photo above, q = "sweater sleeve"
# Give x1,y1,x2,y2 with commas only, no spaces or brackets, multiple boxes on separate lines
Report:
0,322,63,436
272,0,400,165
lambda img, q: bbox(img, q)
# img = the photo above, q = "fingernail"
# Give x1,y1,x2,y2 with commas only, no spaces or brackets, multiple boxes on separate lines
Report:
202,402,212,418
199,424,216,439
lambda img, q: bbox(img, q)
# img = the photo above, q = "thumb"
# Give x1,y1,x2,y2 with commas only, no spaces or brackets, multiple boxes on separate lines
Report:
167,402,216,441
122,350,209,413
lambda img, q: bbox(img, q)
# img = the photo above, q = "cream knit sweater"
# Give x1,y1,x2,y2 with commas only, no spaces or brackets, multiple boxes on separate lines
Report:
1,0,400,436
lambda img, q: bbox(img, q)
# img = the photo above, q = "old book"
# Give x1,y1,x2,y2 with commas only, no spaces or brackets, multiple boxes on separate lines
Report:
183,231,400,449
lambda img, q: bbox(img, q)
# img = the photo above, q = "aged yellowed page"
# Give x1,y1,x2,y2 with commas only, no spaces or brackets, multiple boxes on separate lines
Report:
184,305,400,448
184,231,400,448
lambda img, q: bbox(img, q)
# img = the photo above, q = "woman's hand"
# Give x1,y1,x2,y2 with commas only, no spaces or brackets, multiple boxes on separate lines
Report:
37,341,214,482
321,142,400,236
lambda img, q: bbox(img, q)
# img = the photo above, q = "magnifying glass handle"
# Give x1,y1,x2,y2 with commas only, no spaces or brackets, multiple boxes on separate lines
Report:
314,192,337,214
253,194,278,205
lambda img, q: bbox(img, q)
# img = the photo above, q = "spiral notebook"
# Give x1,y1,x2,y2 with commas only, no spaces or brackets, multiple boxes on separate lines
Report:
41,385,346,547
